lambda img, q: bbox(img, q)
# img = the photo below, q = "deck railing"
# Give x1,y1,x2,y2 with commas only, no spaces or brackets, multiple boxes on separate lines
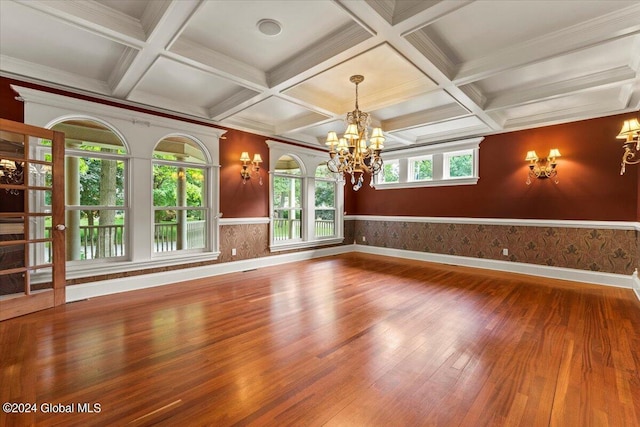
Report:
273,219,334,240
52,218,332,257
49,220,207,259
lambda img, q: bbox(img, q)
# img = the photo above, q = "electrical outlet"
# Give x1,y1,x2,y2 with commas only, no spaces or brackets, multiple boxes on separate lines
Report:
502,248,508,256
232,248,237,256
362,236,366,242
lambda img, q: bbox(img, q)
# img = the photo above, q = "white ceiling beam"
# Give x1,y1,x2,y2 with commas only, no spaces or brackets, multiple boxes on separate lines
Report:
110,1,205,98
485,66,638,111
267,22,372,88
15,0,146,47
168,39,268,89
453,4,640,86
1,55,112,95
208,88,264,121
382,103,468,132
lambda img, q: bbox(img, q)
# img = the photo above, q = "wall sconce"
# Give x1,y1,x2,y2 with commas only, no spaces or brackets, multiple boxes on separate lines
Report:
617,117,640,175
525,149,561,185
240,152,262,185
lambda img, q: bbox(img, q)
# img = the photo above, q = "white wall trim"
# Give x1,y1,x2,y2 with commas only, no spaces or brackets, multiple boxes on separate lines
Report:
345,215,640,230
219,217,270,225
354,245,633,289
66,245,354,302
66,243,639,303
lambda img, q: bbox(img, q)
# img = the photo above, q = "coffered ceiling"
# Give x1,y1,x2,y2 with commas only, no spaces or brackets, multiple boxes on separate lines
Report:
1,0,639,150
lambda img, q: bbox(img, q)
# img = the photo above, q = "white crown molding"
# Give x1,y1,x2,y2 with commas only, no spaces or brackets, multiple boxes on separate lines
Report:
382,103,469,132
354,245,633,289
267,22,372,87
397,1,474,32
127,88,211,121
364,0,394,24
413,124,488,145
1,55,112,95
345,215,640,231
454,4,640,85
16,0,146,48
274,110,332,135
458,83,487,109
502,100,623,130
208,88,263,121
13,86,226,139
223,116,276,135
486,66,637,111
140,0,172,40
404,29,456,79
107,47,140,93
169,38,268,89
219,217,270,225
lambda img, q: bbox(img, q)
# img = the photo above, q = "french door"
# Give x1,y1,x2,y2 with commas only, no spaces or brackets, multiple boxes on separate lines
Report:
0,118,65,321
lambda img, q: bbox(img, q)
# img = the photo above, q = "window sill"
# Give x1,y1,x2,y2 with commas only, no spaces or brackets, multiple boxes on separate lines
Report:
270,237,344,253
32,252,221,282
374,176,478,190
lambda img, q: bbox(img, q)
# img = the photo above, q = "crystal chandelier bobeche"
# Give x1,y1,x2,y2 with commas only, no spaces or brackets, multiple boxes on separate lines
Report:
325,75,385,191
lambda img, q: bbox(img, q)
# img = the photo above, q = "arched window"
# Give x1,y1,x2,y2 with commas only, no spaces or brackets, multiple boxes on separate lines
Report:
152,135,209,254
272,155,303,241
267,140,344,251
314,163,336,238
51,118,128,261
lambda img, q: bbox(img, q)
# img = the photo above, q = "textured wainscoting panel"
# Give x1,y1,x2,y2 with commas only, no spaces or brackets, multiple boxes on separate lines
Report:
218,223,270,262
353,220,636,275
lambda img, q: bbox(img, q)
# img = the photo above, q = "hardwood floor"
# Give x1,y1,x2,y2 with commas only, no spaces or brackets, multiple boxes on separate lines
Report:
1,253,639,426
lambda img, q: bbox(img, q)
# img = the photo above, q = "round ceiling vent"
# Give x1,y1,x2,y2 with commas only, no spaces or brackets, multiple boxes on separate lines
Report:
257,19,282,36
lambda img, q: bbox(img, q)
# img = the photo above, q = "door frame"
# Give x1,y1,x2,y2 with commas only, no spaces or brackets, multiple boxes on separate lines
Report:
0,118,65,320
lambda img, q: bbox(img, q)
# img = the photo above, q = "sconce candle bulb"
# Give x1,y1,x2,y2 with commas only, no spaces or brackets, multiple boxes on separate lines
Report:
617,117,640,175
240,151,263,185
526,149,561,185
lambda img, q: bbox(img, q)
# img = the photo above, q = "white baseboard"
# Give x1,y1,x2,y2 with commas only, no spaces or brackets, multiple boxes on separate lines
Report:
354,245,633,289
67,244,639,303
66,245,354,302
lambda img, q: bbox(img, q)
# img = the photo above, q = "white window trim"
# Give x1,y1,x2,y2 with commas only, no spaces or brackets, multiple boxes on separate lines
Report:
16,86,225,280
267,140,344,252
374,137,483,190
151,141,212,256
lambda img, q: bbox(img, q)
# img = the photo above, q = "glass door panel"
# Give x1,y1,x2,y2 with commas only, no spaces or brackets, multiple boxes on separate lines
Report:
0,119,65,320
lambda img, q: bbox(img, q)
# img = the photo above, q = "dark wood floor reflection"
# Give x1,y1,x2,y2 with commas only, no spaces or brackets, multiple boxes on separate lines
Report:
2,253,639,426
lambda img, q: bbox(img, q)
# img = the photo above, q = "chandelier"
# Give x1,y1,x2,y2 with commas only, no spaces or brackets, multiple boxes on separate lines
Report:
325,75,385,191
617,116,640,175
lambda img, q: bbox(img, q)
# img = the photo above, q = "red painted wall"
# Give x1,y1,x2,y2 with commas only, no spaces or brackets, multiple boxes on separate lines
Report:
347,114,639,221
0,81,23,122
2,77,638,221
219,129,269,217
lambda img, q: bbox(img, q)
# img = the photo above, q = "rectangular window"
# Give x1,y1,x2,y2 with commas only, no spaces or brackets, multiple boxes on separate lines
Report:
153,164,206,252
410,155,433,181
273,175,302,241
314,179,335,238
444,150,473,179
380,159,400,183
66,155,127,260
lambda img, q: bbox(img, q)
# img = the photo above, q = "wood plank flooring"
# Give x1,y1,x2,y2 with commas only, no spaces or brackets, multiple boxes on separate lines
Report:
1,253,639,426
